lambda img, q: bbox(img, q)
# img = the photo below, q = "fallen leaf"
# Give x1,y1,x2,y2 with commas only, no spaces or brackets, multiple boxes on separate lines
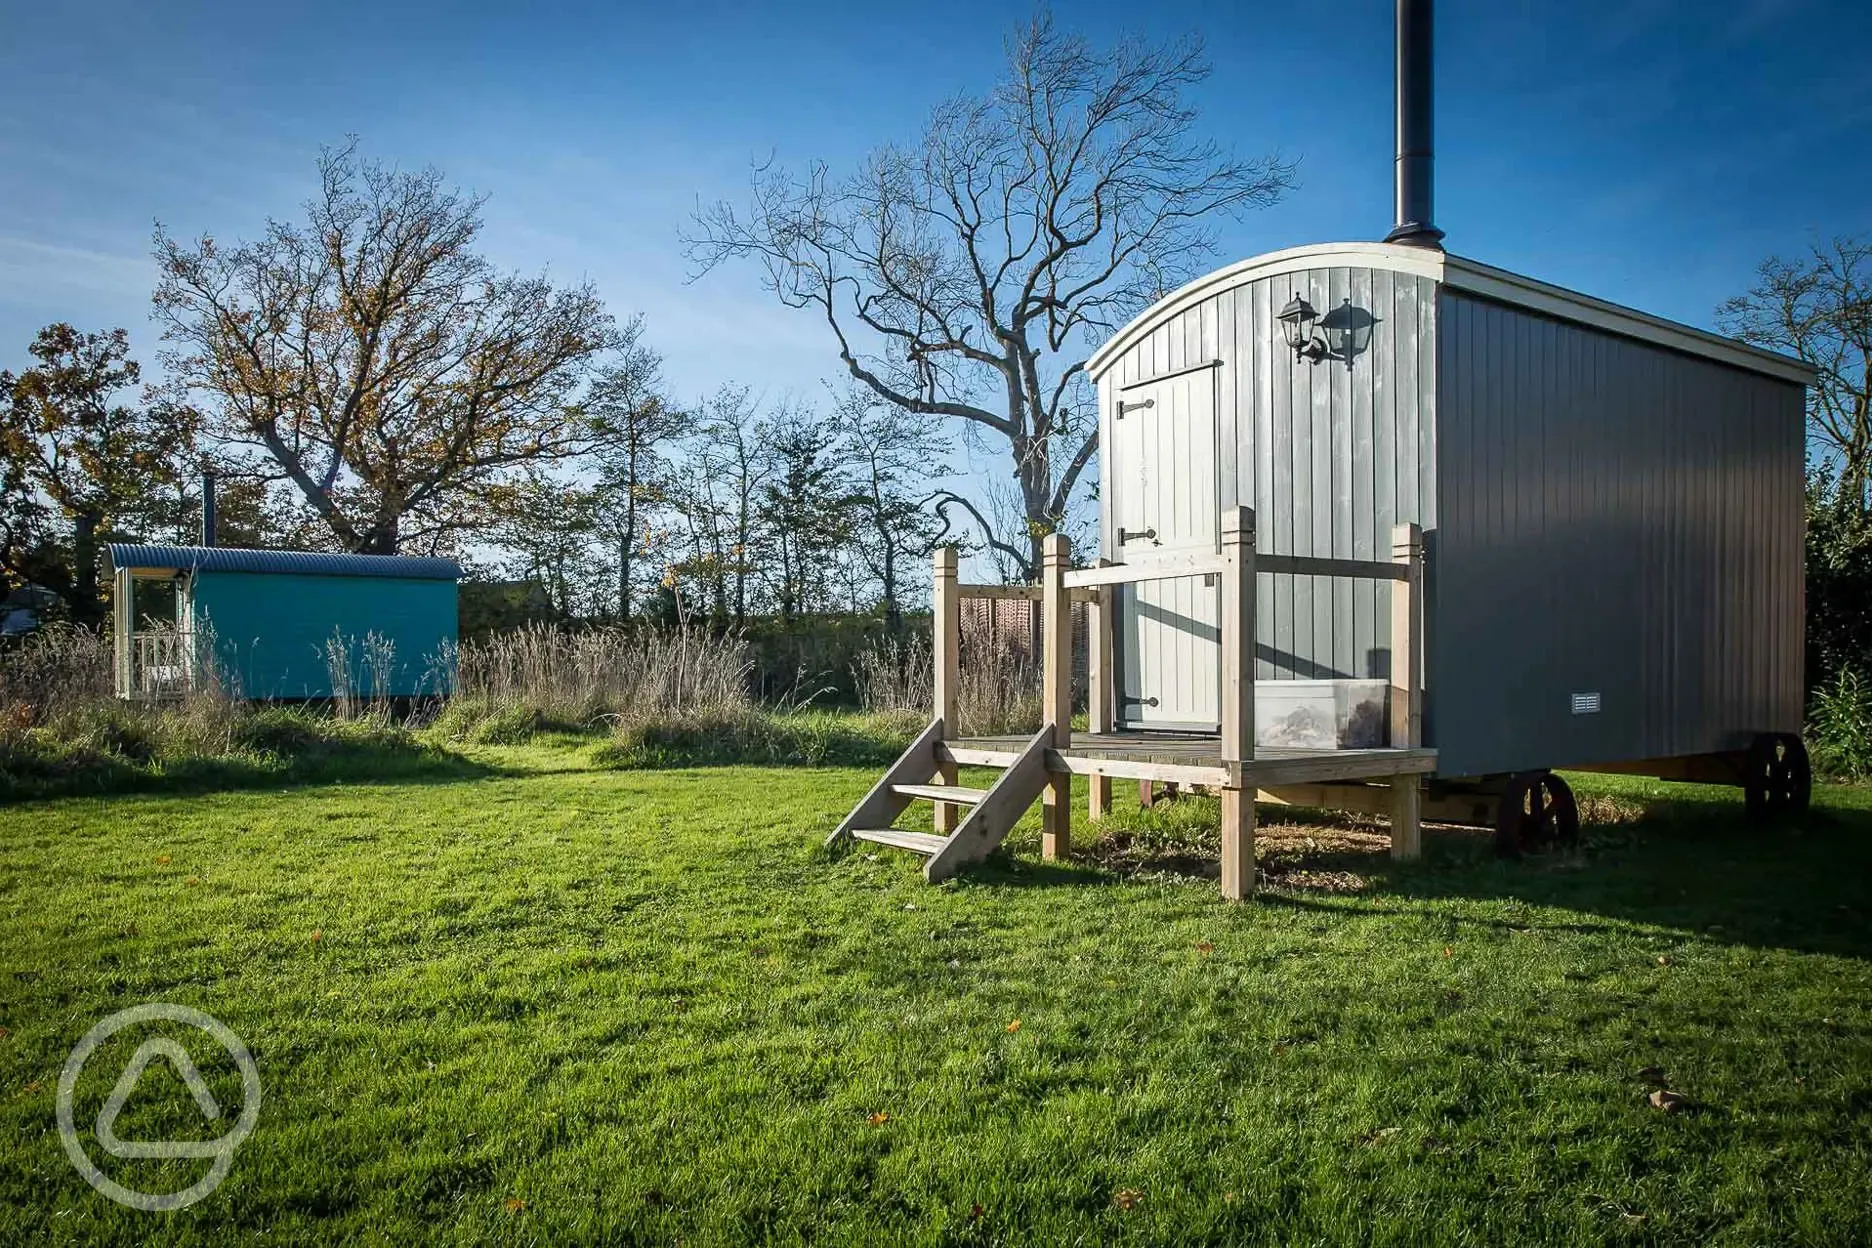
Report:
185,875,202,886
1360,1126,1403,1146
1648,1089,1694,1114
0,1026,8,1041
867,1111,890,1125
969,1203,984,1221
1223,1191,1236,1204
1623,1213,1648,1225
947,959,961,969
154,855,171,865
1005,1019,1021,1033
1657,955,1672,966
1113,1189,1142,1211
504,1198,527,1213
310,929,323,943
1443,946,1453,958
1636,1066,1667,1086
23,1079,41,1094
903,903,918,911
1195,940,1215,953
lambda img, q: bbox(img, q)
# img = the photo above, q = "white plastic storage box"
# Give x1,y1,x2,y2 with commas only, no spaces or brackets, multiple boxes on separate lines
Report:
1253,680,1390,751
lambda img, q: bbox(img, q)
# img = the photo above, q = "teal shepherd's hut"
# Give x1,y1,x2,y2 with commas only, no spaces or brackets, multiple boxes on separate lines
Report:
107,544,461,701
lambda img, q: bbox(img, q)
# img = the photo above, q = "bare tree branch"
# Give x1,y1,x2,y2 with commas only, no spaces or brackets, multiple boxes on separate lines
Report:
685,14,1293,578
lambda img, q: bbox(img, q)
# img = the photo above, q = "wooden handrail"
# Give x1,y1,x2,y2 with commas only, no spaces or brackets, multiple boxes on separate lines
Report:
957,582,1040,599
1062,551,1406,589
1260,553,1410,582
958,581,1098,603
1062,553,1224,588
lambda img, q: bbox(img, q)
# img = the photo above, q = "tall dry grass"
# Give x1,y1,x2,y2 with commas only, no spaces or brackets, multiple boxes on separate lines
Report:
0,624,113,734
435,622,755,741
851,614,1042,735
0,617,921,793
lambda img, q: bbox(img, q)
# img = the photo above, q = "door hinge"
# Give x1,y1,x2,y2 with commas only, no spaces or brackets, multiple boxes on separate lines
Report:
1116,398,1154,419
1118,527,1158,545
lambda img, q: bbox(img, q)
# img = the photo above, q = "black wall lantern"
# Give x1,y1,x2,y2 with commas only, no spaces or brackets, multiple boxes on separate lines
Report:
1278,294,1327,362
1279,294,1379,368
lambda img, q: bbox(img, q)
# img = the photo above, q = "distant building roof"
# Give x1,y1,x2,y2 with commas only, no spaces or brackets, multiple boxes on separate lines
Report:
106,544,462,582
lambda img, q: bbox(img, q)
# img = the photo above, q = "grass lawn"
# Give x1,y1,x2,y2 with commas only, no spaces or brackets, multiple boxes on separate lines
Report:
2,739,1870,1245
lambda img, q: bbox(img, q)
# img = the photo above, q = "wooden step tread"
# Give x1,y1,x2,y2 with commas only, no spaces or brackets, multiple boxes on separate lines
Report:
889,783,990,804
851,828,950,854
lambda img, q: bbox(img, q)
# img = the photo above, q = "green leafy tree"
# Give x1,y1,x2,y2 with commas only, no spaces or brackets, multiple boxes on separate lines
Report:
0,324,197,623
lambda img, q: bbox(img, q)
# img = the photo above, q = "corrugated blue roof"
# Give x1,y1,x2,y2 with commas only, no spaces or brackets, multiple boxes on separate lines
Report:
106,544,461,581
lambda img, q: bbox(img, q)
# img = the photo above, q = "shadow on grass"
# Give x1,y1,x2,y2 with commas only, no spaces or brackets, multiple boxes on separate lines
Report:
0,731,507,805
1386,793,1872,960
969,780,1872,960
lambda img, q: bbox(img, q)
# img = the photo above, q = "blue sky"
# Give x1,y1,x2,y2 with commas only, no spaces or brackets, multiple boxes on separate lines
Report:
2,0,1867,408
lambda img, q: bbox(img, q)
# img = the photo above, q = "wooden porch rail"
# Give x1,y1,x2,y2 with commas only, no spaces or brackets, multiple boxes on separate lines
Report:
930,513,1426,894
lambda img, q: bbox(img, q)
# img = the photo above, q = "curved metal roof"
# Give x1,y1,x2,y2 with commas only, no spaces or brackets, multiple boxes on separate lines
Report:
1085,241,1816,386
106,544,461,581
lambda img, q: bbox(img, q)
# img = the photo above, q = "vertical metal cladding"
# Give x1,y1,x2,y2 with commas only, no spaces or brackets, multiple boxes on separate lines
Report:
1432,290,1805,776
1099,264,1439,692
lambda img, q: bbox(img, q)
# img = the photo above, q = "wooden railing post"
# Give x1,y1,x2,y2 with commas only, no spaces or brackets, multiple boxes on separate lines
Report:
1040,532,1072,860
932,546,961,834
1086,559,1113,820
1219,506,1257,900
1388,522,1424,860
112,567,133,700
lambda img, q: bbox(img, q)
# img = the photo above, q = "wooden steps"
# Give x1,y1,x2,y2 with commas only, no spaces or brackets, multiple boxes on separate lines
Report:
829,720,1054,882
890,783,988,804
850,828,949,854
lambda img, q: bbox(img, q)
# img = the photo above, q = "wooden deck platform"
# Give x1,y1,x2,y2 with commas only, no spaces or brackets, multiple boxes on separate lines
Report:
941,731,1437,789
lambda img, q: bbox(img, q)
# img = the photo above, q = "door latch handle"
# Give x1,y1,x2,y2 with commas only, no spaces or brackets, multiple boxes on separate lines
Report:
1118,527,1158,545
1116,398,1154,419
1121,695,1160,707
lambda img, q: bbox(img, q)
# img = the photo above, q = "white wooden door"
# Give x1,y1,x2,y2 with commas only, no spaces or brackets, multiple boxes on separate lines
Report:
1113,368,1221,730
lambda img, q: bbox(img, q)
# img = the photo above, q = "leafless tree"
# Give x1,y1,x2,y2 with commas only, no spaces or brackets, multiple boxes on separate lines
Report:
153,140,618,554
831,389,947,626
689,385,776,623
686,14,1293,578
589,328,685,621
1720,237,1872,509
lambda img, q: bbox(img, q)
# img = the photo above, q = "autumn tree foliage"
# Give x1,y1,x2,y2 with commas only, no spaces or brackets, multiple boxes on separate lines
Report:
0,324,197,622
152,141,618,555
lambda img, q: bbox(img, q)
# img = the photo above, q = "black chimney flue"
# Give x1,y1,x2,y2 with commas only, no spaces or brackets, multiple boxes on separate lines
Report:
201,470,217,547
1383,0,1444,249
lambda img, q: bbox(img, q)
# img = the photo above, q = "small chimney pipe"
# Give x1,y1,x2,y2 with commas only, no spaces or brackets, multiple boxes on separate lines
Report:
200,470,217,547
1383,0,1444,249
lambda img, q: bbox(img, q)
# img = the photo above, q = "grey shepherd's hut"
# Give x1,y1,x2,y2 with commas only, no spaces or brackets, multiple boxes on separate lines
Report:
830,0,1815,897
1087,240,1808,782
